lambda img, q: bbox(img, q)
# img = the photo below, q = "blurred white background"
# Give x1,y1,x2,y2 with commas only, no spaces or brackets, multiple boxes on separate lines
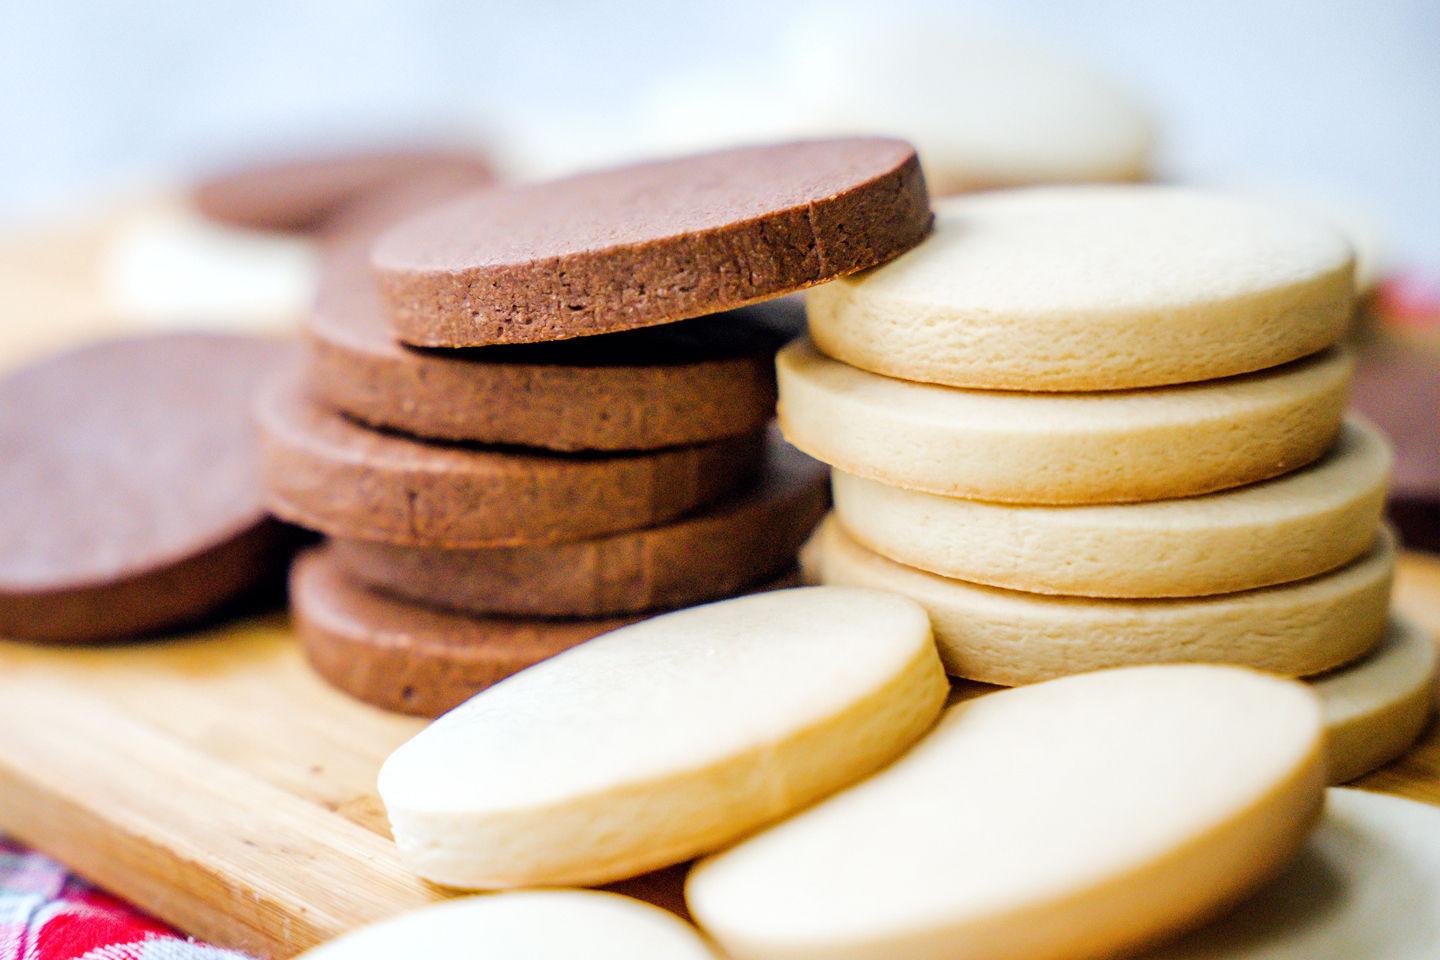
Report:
1,0,1436,273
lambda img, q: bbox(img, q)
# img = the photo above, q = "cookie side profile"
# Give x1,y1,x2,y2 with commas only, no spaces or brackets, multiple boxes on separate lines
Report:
330,432,828,617
803,516,1394,684
372,139,932,347
807,186,1353,391
257,367,764,547
778,337,1349,504
830,417,1390,597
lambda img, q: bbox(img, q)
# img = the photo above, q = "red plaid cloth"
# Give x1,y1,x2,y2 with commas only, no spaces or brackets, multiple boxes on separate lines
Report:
0,839,255,960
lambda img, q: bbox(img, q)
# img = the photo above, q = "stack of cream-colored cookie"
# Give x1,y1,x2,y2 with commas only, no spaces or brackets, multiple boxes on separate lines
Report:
791,184,1435,784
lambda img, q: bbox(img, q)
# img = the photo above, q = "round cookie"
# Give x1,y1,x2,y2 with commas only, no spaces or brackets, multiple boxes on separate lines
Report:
778,337,1350,504
0,332,295,643
377,586,947,888
802,515,1395,684
193,148,494,233
257,367,764,547
330,433,828,617
307,243,784,448
1143,788,1440,959
830,417,1391,597
1313,614,1437,784
292,545,642,717
295,890,719,959
806,186,1354,391
372,138,932,347
686,664,1325,960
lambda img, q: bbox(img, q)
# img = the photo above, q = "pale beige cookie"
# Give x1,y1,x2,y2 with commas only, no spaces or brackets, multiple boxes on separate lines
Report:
778,337,1349,504
802,516,1394,684
1142,788,1440,959
296,889,719,959
378,587,946,889
687,664,1325,960
1313,614,1437,784
807,186,1354,391
831,417,1390,597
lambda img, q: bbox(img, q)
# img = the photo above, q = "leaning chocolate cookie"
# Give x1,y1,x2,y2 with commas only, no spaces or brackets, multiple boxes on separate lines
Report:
371,138,932,347
0,333,295,642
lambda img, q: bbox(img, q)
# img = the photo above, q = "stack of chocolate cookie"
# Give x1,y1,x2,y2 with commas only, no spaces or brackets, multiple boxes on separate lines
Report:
259,139,934,717
793,184,1434,782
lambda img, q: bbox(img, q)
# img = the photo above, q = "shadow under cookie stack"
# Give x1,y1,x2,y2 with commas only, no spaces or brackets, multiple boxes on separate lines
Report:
793,185,1436,784
258,139,934,717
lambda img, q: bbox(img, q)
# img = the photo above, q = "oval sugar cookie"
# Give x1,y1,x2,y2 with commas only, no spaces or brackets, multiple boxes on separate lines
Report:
1142,788,1440,959
0,332,295,642
257,367,763,547
373,139,931,347
330,432,828,617
831,417,1390,597
686,664,1325,960
296,889,719,959
377,586,947,887
807,185,1354,391
802,516,1394,684
778,337,1349,504
1313,614,1436,784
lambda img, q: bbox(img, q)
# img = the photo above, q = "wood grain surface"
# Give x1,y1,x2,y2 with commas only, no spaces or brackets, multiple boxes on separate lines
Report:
0,553,1433,958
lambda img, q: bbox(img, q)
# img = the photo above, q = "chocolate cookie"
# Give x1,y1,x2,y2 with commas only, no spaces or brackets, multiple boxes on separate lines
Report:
371,138,932,347
328,431,828,617
194,148,494,233
257,368,765,547
292,545,641,717
308,240,783,450
0,333,294,642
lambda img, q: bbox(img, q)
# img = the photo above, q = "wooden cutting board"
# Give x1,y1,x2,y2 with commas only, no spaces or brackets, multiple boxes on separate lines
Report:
0,551,1436,959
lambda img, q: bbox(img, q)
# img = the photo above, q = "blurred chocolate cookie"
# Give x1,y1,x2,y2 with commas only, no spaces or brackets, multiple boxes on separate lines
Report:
0,333,294,642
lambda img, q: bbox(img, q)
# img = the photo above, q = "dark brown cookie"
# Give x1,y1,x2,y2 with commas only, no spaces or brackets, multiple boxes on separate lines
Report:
371,138,932,347
0,333,295,642
294,544,802,717
257,367,765,547
292,544,641,717
193,148,494,233
328,430,828,617
310,214,783,449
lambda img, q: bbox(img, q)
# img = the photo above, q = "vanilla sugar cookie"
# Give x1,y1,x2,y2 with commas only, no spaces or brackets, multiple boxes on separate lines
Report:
687,664,1325,960
330,433,828,618
778,338,1349,504
0,332,296,642
378,587,946,888
831,417,1390,597
257,367,763,547
802,516,1394,684
296,890,719,959
1312,615,1436,784
292,546,642,717
1142,788,1440,959
372,139,931,347
806,186,1354,391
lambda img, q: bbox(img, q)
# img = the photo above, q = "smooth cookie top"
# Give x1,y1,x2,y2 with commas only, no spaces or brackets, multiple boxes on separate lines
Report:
807,185,1354,391
372,139,931,347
